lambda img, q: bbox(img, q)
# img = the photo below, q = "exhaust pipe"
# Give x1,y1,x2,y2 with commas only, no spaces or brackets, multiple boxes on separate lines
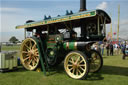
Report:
79,0,87,12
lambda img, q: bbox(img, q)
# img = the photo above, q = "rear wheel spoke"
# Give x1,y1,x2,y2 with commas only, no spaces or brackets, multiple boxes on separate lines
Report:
22,51,28,53
67,65,73,67
25,44,30,50
28,59,32,65
68,60,74,64
32,44,36,50
23,57,29,62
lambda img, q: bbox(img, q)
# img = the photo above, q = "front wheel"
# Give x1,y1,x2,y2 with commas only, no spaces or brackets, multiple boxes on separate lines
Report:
20,38,40,71
89,50,103,73
64,51,89,80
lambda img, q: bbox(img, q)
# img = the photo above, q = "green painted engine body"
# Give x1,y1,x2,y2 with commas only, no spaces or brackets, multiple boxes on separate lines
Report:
16,9,111,67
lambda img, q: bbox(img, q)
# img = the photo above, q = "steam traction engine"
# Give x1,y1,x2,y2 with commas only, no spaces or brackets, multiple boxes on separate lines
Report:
16,0,111,79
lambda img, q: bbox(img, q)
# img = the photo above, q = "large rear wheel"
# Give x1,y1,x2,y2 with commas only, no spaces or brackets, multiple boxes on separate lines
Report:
64,51,89,80
89,50,103,73
20,38,40,71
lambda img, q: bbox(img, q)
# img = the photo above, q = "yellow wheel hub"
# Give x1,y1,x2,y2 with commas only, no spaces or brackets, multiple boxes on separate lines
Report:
20,38,39,71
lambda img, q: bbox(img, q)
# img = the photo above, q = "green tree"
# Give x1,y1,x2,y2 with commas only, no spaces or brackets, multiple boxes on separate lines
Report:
9,36,19,44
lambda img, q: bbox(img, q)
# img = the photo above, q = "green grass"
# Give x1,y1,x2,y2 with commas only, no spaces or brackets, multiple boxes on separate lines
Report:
1,45,20,51
0,46,128,85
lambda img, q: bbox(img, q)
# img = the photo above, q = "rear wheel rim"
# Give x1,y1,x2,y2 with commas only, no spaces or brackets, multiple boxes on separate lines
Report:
90,52,101,72
64,52,87,79
20,38,39,70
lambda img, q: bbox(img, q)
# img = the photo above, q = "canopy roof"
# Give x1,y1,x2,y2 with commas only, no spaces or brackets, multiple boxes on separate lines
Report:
16,9,111,29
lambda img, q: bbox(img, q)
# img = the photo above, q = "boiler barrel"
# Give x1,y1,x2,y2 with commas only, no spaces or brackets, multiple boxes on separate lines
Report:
63,42,89,50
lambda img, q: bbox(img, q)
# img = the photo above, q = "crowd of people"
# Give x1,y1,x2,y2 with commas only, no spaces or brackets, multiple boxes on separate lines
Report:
92,41,128,59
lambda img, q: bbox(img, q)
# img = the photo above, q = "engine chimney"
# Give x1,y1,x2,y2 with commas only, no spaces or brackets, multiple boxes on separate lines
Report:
79,0,87,12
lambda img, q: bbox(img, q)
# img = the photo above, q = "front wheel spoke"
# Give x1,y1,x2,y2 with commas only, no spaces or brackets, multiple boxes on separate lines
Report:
78,68,82,74
76,56,80,63
92,63,97,68
69,67,73,71
94,63,99,67
93,58,97,61
79,64,85,67
72,68,75,74
71,58,75,63
93,57,99,60
94,61,100,64
79,66,85,71
76,69,79,75
79,60,84,64
29,41,32,49
74,56,78,62
93,60,100,63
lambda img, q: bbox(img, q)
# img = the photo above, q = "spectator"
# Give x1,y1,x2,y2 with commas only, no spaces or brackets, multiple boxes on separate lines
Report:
106,43,110,56
126,43,128,50
114,43,118,55
118,43,121,54
110,43,114,56
97,44,101,54
100,43,104,56
122,43,126,59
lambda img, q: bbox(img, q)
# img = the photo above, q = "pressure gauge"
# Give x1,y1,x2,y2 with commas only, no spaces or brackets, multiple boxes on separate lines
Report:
55,35,61,42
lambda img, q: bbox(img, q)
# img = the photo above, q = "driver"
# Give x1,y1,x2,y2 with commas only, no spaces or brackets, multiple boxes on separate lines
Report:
70,30,77,40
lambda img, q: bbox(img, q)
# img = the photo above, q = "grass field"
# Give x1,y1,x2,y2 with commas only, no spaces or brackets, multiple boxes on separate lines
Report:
0,46,128,85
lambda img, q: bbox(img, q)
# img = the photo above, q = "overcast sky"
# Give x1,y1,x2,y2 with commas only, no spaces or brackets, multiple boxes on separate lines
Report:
0,0,128,42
